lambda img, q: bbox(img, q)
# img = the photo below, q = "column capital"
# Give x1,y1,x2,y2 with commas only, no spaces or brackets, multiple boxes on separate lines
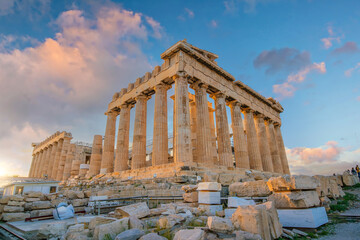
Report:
228,100,242,108
190,81,209,91
210,91,226,100
154,82,172,92
241,107,254,113
264,118,273,124
253,112,265,119
273,122,281,127
172,71,189,80
106,110,119,117
135,93,150,102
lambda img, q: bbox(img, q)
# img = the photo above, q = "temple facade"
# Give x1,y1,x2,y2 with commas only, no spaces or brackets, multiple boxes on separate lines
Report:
99,40,290,176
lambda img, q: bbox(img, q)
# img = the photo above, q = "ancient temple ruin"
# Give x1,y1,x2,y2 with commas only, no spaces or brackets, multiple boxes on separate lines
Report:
99,40,290,177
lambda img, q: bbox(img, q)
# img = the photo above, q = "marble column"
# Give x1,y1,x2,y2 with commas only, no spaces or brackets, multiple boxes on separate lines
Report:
48,142,57,179
89,135,103,175
189,100,197,162
274,123,291,174
37,148,46,178
208,107,218,164
254,114,274,172
70,144,80,177
57,137,71,181
173,74,193,163
114,105,131,172
242,109,263,171
230,102,250,169
131,94,148,169
152,84,169,166
39,148,50,178
28,154,36,177
265,120,283,173
35,150,44,178
51,139,63,179
43,146,53,177
193,83,213,164
100,110,118,173
213,92,233,167
62,143,75,181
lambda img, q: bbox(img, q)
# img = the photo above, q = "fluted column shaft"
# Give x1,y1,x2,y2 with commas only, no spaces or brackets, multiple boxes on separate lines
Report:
35,151,44,178
274,124,291,174
39,148,49,178
214,93,233,167
114,105,131,171
89,135,103,175
152,84,169,166
48,142,57,179
57,137,71,181
242,109,263,171
189,101,197,162
51,139,63,179
101,111,118,173
173,74,193,163
230,102,250,169
28,154,36,177
265,120,283,173
208,108,218,164
131,94,148,169
254,115,274,172
70,144,80,177
43,146,52,177
63,143,75,181
194,83,213,164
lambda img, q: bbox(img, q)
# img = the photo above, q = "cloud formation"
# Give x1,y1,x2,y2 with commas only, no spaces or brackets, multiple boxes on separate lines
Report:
332,41,359,55
345,62,360,77
321,26,341,49
224,0,277,14
0,6,163,176
253,48,311,75
0,0,50,19
287,141,360,175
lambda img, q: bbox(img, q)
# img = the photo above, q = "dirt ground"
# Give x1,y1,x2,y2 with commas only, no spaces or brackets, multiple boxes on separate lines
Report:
318,188,360,240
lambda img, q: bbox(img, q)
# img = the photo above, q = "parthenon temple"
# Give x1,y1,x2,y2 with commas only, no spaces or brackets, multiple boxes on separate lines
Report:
28,40,290,181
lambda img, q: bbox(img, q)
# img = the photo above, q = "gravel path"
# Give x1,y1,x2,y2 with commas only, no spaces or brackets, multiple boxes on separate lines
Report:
318,222,360,240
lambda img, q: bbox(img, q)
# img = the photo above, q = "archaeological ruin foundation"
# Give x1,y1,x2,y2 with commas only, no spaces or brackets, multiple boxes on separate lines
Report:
28,40,290,181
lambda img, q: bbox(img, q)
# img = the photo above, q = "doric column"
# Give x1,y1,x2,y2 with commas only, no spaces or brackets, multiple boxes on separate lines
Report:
70,144,80,177
254,114,274,172
193,83,213,164
48,142,58,179
189,99,197,162
229,102,250,169
265,120,283,173
173,74,193,163
100,110,118,173
57,137,71,181
35,150,44,178
28,154,36,177
51,139,63,179
213,92,233,167
274,123,291,174
62,143,75,181
131,94,148,169
208,107,218,164
242,108,263,171
88,135,103,175
152,84,170,166
38,147,48,178
43,146,52,177
114,105,131,171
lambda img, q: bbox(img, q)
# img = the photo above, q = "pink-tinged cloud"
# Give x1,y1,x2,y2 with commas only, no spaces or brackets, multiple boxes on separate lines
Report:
273,62,326,99
332,41,359,55
345,62,360,77
185,8,194,18
287,142,360,176
210,20,218,28
321,26,341,49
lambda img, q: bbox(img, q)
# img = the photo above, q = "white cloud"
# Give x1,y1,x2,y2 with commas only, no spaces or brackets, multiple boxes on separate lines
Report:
321,26,342,49
0,6,164,176
345,62,360,77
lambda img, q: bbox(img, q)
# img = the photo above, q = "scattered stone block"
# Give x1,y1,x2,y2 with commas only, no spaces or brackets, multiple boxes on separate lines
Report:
71,198,89,207
66,190,84,199
342,172,359,186
263,201,283,239
198,191,220,204
93,217,129,240
37,221,68,239
268,191,320,209
25,191,44,198
234,230,262,240
173,229,205,240
183,192,198,203
129,216,145,230
0,196,10,204
229,180,271,197
277,207,328,228
292,229,308,236
198,204,223,216
25,197,41,202
89,216,117,230
115,202,150,219
89,195,108,201
228,197,255,208
25,200,52,210
139,233,168,240
181,185,198,193
267,175,320,191
115,229,145,240
207,216,234,233
158,214,185,228
3,206,24,212
1,212,30,222
9,195,24,201
7,201,25,206
198,182,221,191
30,209,54,217
224,208,237,218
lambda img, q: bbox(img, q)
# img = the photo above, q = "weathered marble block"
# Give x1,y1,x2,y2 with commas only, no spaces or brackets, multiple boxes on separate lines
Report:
277,207,328,228
198,182,222,191
198,204,223,216
198,191,220,204
228,197,255,208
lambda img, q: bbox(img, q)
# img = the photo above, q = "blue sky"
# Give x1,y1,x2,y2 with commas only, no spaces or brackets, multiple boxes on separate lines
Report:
0,0,359,176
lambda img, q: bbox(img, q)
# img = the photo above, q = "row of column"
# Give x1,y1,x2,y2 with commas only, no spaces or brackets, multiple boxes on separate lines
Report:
28,137,79,180
99,73,290,175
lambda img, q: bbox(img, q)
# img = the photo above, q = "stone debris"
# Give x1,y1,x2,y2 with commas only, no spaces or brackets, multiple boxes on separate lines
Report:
93,217,129,240
283,228,295,237
197,182,222,191
292,228,308,236
267,175,320,191
234,230,262,240
268,191,320,209
183,191,198,203
173,229,205,240
139,233,168,240
115,202,150,219
114,228,145,240
207,216,234,233
229,180,271,197
228,197,256,208
342,171,360,186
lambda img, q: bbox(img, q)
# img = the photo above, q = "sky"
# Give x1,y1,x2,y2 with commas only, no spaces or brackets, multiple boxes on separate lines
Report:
0,0,359,177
